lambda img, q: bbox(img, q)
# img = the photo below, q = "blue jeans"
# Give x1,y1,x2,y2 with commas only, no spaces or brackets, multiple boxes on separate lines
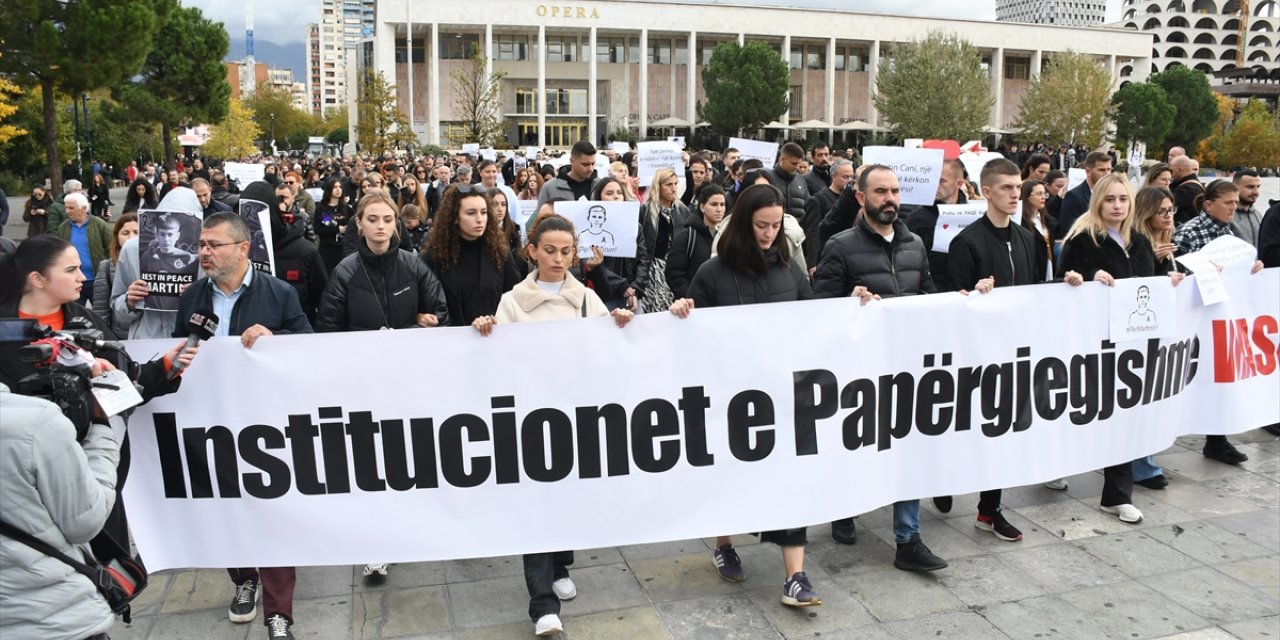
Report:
1132,455,1163,482
893,500,921,544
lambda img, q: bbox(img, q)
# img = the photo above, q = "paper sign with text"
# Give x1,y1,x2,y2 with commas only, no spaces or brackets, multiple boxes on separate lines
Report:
223,162,265,189
1109,276,1178,343
238,199,277,275
553,200,641,258
609,141,631,155
863,146,944,207
728,138,779,171
932,203,1023,253
637,141,684,184
957,152,1004,188
1068,168,1087,192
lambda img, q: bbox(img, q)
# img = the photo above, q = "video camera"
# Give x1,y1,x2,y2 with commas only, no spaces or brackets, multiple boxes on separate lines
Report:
0,318,134,441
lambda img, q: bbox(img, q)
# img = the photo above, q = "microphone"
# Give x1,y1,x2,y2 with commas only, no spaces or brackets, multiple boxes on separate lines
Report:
168,308,218,380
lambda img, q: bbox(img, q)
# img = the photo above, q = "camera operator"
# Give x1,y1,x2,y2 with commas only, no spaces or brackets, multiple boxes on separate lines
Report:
0,235,200,568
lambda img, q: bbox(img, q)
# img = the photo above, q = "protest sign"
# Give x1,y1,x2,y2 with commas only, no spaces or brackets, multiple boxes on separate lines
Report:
461,143,480,156
223,162,265,190
553,200,641,258
862,146,944,207
668,136,686,148
526,146,543,159
1068,168,1087,192
516,200,540,229
480,148,497,162
957,152,1004,188
728,138,779,170
609,141,631,155
238,199,276,275
1176,235,1258,305
1109,276,1178,342
121,270,1280,569
637,141,684,184
137,209,202,312
932,203,1023,254
304,188,324,205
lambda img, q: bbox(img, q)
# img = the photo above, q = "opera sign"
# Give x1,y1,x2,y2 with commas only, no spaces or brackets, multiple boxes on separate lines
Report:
535,4,601,18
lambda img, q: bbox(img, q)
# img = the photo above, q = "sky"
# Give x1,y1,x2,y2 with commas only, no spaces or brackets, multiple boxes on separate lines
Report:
182,0,1123,47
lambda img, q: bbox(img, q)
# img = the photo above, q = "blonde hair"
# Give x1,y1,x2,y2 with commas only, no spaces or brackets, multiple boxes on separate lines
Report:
645,167,678,225
355,190,402,242
1064,174,1134,247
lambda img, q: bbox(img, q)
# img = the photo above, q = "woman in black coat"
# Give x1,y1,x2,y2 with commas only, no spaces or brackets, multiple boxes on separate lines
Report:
420,184,522,327
122,177,158,214
667,184,820,608
666,183,726,299
314,176,351,274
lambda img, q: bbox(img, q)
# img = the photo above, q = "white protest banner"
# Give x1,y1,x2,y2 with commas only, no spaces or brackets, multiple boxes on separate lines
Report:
1109,276,1178,343
668,136,686,149
238,199,276,275
636,141,684,184
862,146,944,207
461,143,480,156
137,210,202,312
553,200,641,258
609,141,631,156
728,137,779,170
122,270,1279,570
1068,168,1087,192
516,200,540,228
957,152,1004,187
223,162,265,190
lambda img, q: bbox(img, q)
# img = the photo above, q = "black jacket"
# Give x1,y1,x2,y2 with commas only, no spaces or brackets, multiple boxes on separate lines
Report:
904,191,969,292
767,166,811,222
1056,180,1092,237
819,183,863,249
1057,229,1157,281
665,216,716,300
1260,202,1280,269
812,218,936,299
949,214,1039,290
688,248,813,308
211,186,240,212
1171,175,1204,226
316,242,449,332
422,237,522,327
803,187,839,268
174,270,313,337
804,165,831,196
633,206,675,296
272,215,328,322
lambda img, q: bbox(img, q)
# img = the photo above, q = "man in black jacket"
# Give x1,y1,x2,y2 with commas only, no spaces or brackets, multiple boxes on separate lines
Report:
809,165,947,573
802,159,852,269
768,142,812,224
1056,151,1112,237
905,158,968,291
1169,155,1203,226
174,211,310,640
803,142,833,195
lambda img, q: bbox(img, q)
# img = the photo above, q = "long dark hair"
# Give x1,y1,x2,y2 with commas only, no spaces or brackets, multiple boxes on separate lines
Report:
718,184,788,277
486,186,520,243
123,177,158,213
0,235,73,306
423,185,509,273
1021,154,1051,180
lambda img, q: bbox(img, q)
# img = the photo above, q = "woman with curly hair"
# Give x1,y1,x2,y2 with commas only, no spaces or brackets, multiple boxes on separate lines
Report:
421,184,522,327
122,177,158,215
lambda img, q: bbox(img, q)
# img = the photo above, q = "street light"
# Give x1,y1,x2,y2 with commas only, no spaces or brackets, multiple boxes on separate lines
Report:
269,112,276,156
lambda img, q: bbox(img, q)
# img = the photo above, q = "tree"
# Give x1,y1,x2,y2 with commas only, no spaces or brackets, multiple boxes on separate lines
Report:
0,0,168,194
0,52,26,146
1219,99,1280,169
1013,51,1111,148
244,85,313,150
116,4,230,165
699,42,789,137
873,32,991,140
1196,94,1235,168
203,98,260,160
355,71,415,154
1111,82,1175,151
1150,65,1217,154
450,48,506,146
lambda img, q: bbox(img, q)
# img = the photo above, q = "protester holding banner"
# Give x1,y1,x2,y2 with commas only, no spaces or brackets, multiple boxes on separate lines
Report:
669,183,823,606
314,176,351,274
471,213,633,638
420,186,520,328
666,183,726,300
92,212,138,336
632,168,687,313
123,177,159,215
1019,180,1054,282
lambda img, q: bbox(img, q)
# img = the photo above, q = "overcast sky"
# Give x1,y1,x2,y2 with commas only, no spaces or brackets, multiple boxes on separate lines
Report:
184,0,1123,46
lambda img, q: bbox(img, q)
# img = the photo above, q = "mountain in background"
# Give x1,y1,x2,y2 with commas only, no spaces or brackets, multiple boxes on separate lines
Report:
227,36,307,82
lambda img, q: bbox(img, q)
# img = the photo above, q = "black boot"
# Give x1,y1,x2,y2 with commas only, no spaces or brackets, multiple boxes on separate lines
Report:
830,518,857,545
894,535,947,572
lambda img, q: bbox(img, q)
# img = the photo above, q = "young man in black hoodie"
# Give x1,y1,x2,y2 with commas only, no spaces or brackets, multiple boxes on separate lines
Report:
240,181,328,323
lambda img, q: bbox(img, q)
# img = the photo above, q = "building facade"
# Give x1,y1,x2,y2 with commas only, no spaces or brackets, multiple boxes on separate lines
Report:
997,0,1108,26
225,61,301,101
370,0,1153,148
1118,0,1279,80
310,0,378,115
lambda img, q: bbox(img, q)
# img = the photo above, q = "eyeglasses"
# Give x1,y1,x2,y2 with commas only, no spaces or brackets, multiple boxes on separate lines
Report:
198,240,244,251
285,180,297,186
1157,207,1176,217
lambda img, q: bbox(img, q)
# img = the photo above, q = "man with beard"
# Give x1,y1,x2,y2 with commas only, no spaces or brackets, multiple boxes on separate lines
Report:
809,165,947,572
905,158,968,291
804,142,833,195
1231,169,1263,247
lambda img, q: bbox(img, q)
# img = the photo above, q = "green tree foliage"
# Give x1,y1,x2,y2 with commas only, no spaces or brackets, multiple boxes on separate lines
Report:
355,71,415,154
699,42,789,137
115,4,230,165
1111,82,1175,150
1150,65,1217,154
244,85,313,150
1013,51,1111,148
450,48,507,146
873,31,992,140
0,0,170,194
204,97,260,160
1218,100,1280,169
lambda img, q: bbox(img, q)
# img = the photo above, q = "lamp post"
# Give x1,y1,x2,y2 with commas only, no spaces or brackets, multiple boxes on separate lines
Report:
82,94,94,179
269,112,276,156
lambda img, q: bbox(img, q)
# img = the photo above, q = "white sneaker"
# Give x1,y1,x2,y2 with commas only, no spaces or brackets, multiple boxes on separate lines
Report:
363,563,389,577
552,577,577,600
1042,478,1069,491
534,613,563,636
1100,503,1144,524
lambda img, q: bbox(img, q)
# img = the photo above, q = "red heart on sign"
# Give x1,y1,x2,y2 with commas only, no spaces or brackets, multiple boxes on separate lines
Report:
942,224,950,229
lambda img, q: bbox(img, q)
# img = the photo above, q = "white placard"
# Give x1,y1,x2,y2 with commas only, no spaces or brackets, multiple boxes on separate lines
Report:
516,200,540,228
862,146,944,207
932,203,1023,253
637,141,684,184
480,148,497,162
526,146,543,159
903,138,924,150
1108,276,1177,342
957,152,1005,188
461,143,480,156
728,138,779,171
553,200,641,258
595,153,612,179
609,141,632,155
1068,168,1087,192
304,188,323,204
223,162,265,190
668,136,686,149
1175,235,1258,305
238,199,277,275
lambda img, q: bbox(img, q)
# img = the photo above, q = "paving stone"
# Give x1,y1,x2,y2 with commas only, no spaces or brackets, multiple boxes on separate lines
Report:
993,483,1077,509
1214,555,1280,599
656,593,783,640
940,510,1063,553
353,585,449,639
447,574,531,629
1221,615,1280,640
159,568,239,614
729,540,834,586
455,620,545,640
570,547,627,569
629,551,744,603
1153,628,1240,639
1144,479,1261,519
1061,470,1106,501
1238,455,1280,483
1208,509,1280,553
292,594,355,640
443,555,525,583
862,518,987,560
109,617,154,640
880,610,1012,640
1016,499,1136,541
148,606,251,639
355,562,448,592
933,553,1049,606
1074,530,1203,578
743,576,875,637
999,542,1129,592
802,533,899,579
1154,451,1250,482
1124,490,1200,530
833,568,966,622
128,570,174,618
1145,520,1274,565
1058,581,1210,640
1143,567,1280,624
1201,473,1280,510
562,605,672,639
620,538,713,563
979,594,1111,639
554,563,649,617
295,564,357,600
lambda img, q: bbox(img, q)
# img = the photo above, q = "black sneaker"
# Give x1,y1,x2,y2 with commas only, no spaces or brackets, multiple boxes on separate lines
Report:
781,571,821,607
1203,439,1248,464
266,614,294,640
894,535,948,572
712,544,745,582
831,518,857,545
228,578,259,623
975,510,1023,541
1137,474,1169,489
931,496,953,514
1262,424,1280,436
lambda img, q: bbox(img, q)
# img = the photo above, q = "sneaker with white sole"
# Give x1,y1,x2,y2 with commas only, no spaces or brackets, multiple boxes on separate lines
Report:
362,564,389,577
551,577,576,600
1100,503,1144,523
1042,478,1069,491
228,578,259,623
534,613,563,636
266,613,294,639
781,571,821,607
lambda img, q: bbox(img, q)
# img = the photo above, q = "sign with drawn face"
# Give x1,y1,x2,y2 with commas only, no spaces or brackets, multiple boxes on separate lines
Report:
553,200,641,259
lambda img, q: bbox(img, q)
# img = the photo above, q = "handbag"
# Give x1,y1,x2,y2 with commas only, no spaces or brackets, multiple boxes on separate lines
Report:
0,519,147,623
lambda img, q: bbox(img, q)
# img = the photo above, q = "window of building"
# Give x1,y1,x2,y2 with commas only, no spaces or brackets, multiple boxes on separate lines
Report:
699,42,720,65
496,35,529,61
790,45,803,70
1005,56,1031,79
596,37,627,63
806,48,825,70
516,89,538,114
675,41,688,65
846,47,870,72
440,34,479,60
790,85,803,118
395,38,425,63
544,88,588,114
546,36,578,62
629,38,640,64
648,40,671,64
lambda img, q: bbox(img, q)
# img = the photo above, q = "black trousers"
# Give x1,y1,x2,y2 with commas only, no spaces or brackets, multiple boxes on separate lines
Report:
524,551,573,622
1101,462,1134,507
977,489,1004,517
